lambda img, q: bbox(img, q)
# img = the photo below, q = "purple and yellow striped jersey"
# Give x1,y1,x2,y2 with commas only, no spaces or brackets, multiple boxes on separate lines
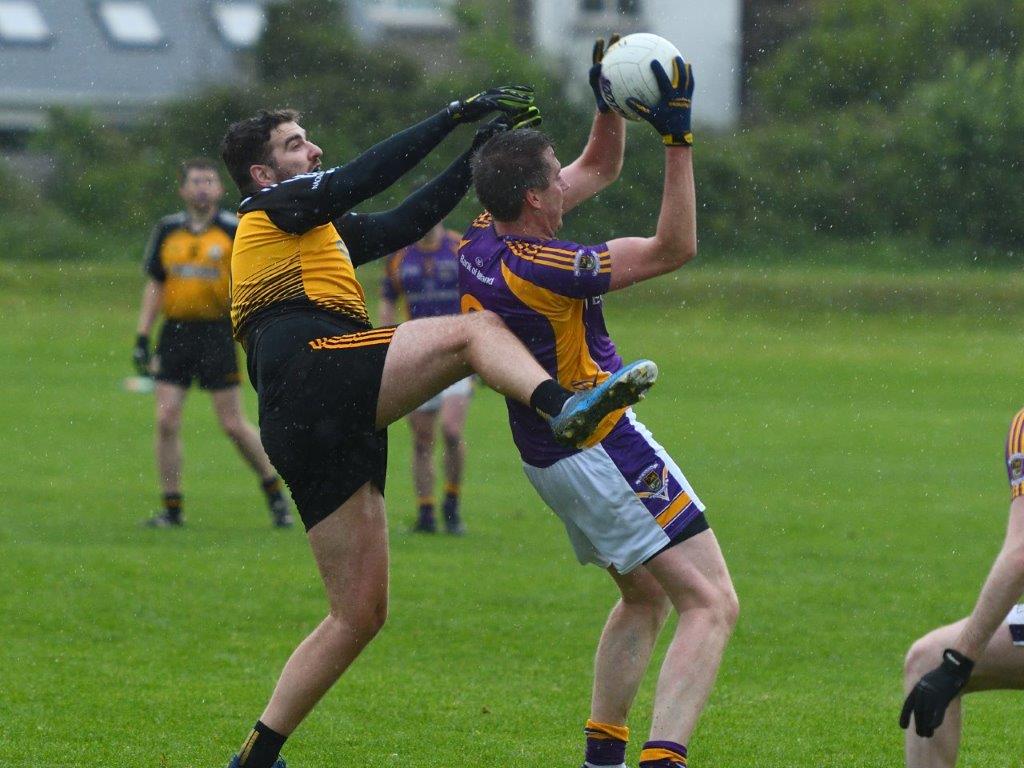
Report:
381,231,462,320
458,212,621,467
1006,407,1024,499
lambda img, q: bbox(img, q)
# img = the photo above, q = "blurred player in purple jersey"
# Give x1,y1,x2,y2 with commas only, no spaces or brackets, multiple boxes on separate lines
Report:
380,218,472,534
900,408,1024,766
460,40,737,768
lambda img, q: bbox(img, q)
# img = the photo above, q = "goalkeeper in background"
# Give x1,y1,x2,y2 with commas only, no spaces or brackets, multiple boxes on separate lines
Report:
901,408,1024,766
133,158,292,528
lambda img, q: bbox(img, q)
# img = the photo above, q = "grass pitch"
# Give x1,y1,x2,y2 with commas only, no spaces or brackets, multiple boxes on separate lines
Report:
1,260,1022,767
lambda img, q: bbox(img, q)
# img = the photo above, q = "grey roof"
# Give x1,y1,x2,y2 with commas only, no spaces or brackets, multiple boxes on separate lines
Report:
0,0,273,128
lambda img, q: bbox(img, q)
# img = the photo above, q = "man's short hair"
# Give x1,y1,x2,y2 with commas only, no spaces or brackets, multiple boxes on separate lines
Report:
471,129,554,222
220,108,301,196
178,157,220,185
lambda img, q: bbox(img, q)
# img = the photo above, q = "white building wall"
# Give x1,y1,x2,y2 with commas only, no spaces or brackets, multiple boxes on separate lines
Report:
531,0,742,130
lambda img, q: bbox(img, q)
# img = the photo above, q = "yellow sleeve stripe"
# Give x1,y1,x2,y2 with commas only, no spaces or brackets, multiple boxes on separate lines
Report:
1010,408,1024,453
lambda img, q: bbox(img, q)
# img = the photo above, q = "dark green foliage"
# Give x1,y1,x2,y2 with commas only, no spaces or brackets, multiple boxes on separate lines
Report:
20,0,1024,262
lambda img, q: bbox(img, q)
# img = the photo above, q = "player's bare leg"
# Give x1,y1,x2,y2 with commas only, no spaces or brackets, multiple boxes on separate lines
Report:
590,566,671,726
904,618,1024,768
211,386,292,526
407,408,438,531
376,312,550,427
154,382,187,494
258,482,388,734
440,393,469,489
439,393,469,533
211,386,276,478
643,530,738,747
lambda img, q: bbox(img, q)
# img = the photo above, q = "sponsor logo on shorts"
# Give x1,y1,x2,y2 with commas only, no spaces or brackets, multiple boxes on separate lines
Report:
573,248,601,277
635,463,670,501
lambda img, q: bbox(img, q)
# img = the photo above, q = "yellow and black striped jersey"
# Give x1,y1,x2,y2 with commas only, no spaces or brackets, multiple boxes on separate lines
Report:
143,210,237,321
231,171,373,343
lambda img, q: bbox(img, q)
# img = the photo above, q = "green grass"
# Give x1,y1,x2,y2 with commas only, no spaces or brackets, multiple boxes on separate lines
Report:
2,259,1023,767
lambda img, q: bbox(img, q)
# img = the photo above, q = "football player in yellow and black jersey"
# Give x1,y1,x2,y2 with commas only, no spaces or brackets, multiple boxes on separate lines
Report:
900,408,1024,766
133,158,292,529
217,89,660,768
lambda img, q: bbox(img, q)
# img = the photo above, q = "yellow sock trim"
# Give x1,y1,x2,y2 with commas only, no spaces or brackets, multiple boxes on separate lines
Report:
584,719,630,742
444,483,460,496
640,747,686,765
417,497,435,507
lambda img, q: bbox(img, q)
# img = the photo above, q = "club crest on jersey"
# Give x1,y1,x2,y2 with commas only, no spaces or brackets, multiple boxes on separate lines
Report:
208,245,224,260
574,248,601,277
635,463,670,501
1011,453,1024,483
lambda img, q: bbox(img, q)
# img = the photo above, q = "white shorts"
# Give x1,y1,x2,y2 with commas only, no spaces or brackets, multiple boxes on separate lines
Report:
415,376,473,413
523,411,705,574
1005,604,1024,646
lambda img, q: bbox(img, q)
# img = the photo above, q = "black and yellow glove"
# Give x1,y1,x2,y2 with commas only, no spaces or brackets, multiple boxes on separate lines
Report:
447,85,535,123
625,57,695,146
132,334,151,377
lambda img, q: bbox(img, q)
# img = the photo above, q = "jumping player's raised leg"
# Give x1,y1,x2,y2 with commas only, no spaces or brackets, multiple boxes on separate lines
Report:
376,311,655,444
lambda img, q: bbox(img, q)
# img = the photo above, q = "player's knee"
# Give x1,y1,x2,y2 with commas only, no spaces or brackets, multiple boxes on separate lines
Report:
441,426,463,448
465,308,505,336
904,635,939,681
329,599,388,649
156,411,181,437
220,416,246,441
698,575,739,632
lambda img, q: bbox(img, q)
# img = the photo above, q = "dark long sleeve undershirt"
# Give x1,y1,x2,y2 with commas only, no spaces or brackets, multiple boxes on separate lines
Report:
336,147,474,267
241,109,460,235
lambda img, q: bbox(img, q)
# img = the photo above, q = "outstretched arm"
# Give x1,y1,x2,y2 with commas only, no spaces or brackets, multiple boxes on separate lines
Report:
248,87,535,234
561,111,626,214
954,496,1024,658
335,146,475,267
605,57,697,291
561,36,626,213
337,110,541,266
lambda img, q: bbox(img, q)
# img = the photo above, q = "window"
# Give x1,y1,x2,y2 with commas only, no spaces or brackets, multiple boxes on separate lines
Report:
212,2,265,49
0,1,51,44
618,0,641,15
96,1,164,48
580,0,605,10
365,0,455,31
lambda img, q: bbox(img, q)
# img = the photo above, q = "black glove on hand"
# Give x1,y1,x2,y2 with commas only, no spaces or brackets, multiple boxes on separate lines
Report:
447,85,535,123
626,57,694,146
470,107,543,151
132,334,150,377
589,33,621,113
899,649,975,737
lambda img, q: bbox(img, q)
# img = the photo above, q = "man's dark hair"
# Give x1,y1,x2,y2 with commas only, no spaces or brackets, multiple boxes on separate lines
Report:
178,157,220,185
471,129,554,222
220,108,301,196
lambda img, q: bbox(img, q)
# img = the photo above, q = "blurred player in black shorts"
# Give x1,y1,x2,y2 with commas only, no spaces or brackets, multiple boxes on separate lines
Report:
218,88,659,768
133,158,292,528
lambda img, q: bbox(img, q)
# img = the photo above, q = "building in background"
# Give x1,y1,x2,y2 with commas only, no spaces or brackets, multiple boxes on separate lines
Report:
348,0,742,130
0,0,270,133
0,0,742,136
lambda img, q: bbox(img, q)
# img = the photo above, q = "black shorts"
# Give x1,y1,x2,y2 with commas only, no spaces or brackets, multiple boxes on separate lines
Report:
247,312,396,531
155,319,240,390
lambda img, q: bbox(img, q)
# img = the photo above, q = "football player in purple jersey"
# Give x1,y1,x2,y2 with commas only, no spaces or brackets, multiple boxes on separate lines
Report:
380,218,472,534
901,407,1024,766
459,40,737,768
